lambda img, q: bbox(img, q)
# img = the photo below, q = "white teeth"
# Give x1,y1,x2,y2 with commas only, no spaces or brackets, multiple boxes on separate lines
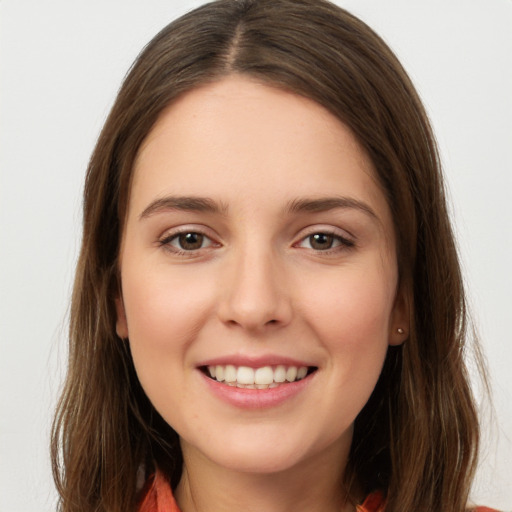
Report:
286,366,297,382
274,365,286,383
206,364,311,386
237,366,255,384
224,364,237,383
297,366,308,380
254,366,274,385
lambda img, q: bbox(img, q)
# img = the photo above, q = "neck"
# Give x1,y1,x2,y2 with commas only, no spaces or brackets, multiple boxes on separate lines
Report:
175,440,357,512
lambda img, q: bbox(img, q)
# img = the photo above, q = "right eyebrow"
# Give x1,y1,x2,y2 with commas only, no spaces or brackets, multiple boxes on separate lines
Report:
138,195,228,220
286,196,378,220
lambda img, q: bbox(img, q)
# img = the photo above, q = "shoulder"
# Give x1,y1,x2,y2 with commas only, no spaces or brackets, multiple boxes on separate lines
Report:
357,491,385,512
357,492,502,512
467,500,503,512
138,471,181,512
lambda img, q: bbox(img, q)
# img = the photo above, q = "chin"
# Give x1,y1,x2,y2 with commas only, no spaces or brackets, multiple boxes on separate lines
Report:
181,424,351,477
207,444,307,475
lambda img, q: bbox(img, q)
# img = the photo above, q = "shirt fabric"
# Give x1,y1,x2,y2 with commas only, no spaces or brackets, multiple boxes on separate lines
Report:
138,470,498,512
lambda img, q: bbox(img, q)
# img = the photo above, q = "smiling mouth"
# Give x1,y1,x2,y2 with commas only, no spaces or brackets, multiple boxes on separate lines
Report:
201,364,318,389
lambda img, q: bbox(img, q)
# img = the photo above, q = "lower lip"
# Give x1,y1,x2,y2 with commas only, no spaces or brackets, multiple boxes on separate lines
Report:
200,371,314,409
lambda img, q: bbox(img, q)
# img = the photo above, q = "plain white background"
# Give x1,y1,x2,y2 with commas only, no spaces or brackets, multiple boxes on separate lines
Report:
1,1,511,510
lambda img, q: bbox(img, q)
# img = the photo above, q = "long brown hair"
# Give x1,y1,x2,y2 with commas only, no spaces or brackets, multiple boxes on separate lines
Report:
51,1,483,510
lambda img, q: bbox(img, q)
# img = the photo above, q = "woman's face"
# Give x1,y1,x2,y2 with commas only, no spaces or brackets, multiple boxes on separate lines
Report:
116,76,407,476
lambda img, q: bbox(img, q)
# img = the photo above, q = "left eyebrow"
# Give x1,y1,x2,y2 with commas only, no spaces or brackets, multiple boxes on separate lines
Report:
139,195,228,220
286,197,378,220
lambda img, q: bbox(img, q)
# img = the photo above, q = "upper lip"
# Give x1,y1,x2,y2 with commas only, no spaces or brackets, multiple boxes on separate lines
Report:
197,354,316,368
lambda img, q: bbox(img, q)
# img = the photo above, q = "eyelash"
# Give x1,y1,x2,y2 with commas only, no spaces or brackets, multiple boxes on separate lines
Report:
295,230,355,254
158,228,355,256
158,228,218,256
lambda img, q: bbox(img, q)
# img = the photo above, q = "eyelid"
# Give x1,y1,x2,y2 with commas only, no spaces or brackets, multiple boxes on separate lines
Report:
156,223,355,256
158,225,222,254
293,225,356,251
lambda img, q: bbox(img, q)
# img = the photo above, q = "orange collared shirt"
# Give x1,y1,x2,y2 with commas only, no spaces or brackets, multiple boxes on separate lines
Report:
138,470,498,512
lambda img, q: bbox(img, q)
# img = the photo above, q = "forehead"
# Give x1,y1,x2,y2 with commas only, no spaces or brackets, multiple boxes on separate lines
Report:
130,76,389,224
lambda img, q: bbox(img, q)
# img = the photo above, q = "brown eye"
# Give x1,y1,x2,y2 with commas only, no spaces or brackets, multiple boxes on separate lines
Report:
308,233,334,250
296,231,354,252
161,231,214,252
177,232,205,250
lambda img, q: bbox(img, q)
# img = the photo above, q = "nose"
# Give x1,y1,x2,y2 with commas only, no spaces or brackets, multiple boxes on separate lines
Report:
217,246,293,333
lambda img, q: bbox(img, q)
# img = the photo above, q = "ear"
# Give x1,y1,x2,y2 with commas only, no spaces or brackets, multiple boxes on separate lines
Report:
115,296,129,339
388,285,410,346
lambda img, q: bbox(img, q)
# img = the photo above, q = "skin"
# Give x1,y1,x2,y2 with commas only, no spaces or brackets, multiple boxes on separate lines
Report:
116,75,407,512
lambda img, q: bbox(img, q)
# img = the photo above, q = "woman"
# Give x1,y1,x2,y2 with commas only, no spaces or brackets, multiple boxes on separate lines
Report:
51,1,497,511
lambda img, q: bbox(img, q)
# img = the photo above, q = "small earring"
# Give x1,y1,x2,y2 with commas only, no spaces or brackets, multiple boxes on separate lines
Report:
397,327,404,335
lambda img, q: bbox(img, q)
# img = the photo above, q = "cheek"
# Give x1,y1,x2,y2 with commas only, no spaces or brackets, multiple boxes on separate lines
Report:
121,264,216,377
300,263,396,373
305,266,394,329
